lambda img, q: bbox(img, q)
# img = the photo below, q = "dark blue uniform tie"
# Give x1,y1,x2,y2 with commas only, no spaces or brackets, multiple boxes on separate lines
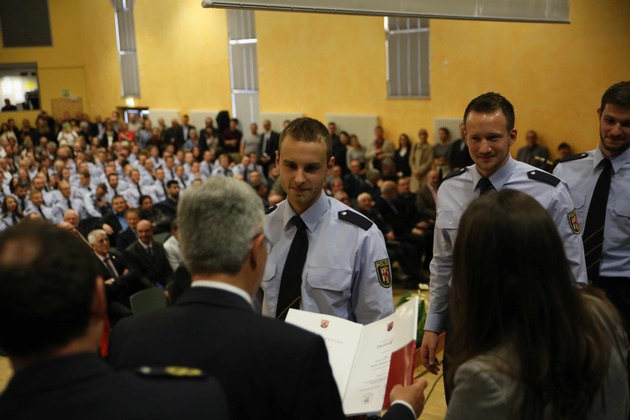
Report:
276,216,309,320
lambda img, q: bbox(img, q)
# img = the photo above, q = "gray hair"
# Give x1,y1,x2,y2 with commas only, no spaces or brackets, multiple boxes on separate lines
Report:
87,229,107,244
178,177,264,276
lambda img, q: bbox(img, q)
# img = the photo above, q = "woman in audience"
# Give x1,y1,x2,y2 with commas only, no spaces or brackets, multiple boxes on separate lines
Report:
409,128,434,193
433,126,451,179
446,189,629,419
345,134,366,168
0,196,24,230
394,133,412,177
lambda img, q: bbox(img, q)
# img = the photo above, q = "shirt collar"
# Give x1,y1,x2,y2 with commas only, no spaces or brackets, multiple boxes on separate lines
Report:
472,155,515,192
595,145,630,173
281,190,328,233
192,280,253,307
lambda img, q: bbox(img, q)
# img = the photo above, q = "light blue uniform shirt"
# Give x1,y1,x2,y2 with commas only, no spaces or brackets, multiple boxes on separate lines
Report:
554,146,630,278
263,192,394,324
426,156,587,333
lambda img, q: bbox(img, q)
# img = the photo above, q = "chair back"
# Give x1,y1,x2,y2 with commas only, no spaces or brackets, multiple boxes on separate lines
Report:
130,288,167,315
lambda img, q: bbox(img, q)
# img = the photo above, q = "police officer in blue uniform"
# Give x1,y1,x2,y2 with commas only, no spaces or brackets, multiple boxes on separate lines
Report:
263,117,394,324
554,81,630,327
419,92,587,390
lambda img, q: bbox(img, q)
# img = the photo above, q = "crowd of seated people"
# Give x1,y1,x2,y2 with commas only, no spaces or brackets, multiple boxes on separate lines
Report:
0,110,466,294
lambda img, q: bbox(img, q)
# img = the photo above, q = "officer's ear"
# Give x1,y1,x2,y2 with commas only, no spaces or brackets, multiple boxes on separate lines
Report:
508,128,517,147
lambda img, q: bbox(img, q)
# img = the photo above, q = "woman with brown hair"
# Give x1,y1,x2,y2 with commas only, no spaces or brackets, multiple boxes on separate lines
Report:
446,189,628,419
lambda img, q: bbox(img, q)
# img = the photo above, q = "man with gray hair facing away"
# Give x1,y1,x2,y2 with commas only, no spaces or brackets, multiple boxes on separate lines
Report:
109,177,427,420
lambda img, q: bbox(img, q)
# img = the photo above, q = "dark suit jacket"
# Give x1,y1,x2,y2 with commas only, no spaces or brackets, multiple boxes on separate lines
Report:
376,197,413,236
448,138,473,170
101,210,125,242
109,287,415,420
0,353,229,420
124,240,173,288
164,126,185,150
115,228,137,252
343,173,365,199
416,185,436,220
109,287,345,420
154,198,178,220
260,131,280,158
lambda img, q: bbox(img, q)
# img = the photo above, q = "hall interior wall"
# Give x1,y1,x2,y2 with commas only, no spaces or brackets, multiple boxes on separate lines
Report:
1,0,628,158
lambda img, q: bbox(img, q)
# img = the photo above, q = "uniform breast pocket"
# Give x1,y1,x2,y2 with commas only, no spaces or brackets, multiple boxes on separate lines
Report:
571,192,587,210
305,267,353,306
262,262,277,283
613,196,630,218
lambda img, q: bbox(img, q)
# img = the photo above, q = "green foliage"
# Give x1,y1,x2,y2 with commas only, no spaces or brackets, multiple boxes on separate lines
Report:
395,291,428,348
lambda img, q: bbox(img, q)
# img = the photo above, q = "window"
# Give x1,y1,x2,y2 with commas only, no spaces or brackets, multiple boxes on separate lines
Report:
385,17,430,98
0,0,52,48
0,63,40,110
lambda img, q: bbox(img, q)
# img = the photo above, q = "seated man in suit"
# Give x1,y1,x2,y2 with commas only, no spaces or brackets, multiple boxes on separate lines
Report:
109,177,428,420
88,228,138,323
0,222,229,420
115,208,140,252
100,194,128,243
124,219,172,289
155,180,179,221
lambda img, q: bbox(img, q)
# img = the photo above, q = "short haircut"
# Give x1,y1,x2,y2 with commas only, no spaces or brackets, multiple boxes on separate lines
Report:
126,208,141,218
87,229,107,244
279,117,332,160
166,180,179,188
178,177,264,276
464,92,516,131
0,222,98,357
600,81,630,112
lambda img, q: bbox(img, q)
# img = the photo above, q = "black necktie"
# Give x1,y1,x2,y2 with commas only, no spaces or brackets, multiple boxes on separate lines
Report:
38,206,47,221
276,216,309,320
137,184,142,197
103,256,118,278
67,199,72,210
583,159,612,282
147,246,155,262
477,177,495,195
162,182,167,196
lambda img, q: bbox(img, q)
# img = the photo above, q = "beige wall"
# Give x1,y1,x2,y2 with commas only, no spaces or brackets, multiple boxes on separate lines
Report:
1,0,629,158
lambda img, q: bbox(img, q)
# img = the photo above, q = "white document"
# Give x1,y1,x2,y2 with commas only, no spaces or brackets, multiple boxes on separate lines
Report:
286,296,418,415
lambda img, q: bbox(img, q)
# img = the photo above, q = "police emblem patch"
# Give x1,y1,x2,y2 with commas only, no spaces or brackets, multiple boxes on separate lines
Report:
567,209,580,234
375,259,392,288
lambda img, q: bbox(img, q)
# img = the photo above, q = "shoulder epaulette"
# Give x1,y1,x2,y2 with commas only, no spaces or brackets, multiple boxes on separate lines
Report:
135,366,206,380
559,153,589,163
527,170,560,187
265,205,277,215
442,168,466,181
338,210,373,231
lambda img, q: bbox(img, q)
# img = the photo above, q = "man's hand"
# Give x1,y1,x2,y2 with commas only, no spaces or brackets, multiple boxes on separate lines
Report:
419,331,441,374
390,379,429,418
102,224,114,235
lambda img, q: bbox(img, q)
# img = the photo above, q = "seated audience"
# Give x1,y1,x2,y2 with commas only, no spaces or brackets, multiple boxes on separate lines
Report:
445,190,629,419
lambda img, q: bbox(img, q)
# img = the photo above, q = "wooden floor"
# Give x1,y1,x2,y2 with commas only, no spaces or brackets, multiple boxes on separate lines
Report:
0,284,447,418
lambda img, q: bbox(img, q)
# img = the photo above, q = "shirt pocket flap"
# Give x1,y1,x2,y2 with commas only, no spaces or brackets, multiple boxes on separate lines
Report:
262,262,276,282
613,196,630,217
436,210,460,230
306,267,352,292
571,191,587,209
